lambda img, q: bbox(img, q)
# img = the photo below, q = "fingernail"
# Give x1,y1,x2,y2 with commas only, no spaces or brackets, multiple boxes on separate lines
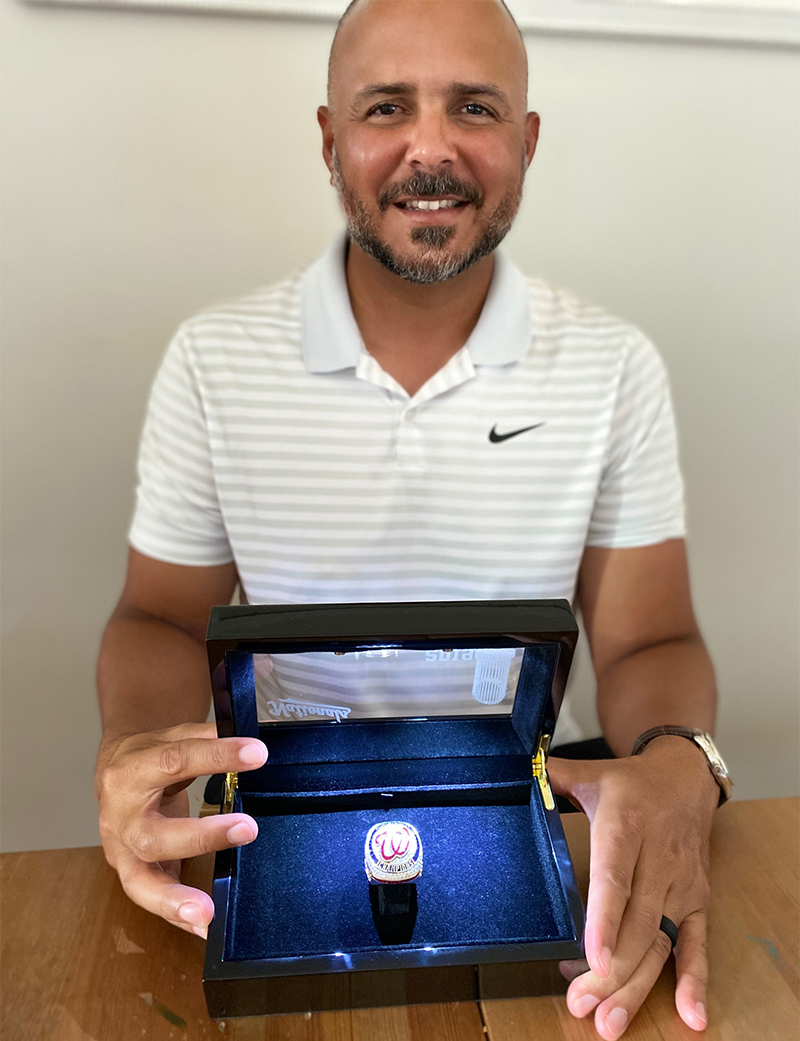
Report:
572,993,600,1017
177,902,205,926
694,1002,707,1026
239,742,266,765
599,945,613,977
227,822,255,845
193,925,208,939
605,1007,628,1039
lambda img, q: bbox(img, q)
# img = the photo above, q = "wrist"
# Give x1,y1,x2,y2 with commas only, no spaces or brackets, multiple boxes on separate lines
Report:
639,735,722,808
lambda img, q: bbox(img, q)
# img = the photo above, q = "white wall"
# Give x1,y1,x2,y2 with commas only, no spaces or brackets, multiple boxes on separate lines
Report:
1,1,797,852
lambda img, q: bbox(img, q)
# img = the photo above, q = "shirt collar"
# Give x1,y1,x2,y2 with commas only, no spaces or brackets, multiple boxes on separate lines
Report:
300,232,531,374
464,248,531,366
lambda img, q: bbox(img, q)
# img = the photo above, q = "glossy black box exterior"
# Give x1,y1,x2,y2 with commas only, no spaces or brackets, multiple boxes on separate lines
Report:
203,599,583,1019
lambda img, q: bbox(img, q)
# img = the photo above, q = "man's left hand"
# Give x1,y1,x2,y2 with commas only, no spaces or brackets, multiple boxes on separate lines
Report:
547,737,720,1039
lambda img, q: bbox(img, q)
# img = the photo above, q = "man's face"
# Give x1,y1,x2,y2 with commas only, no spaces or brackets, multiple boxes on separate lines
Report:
320,0,539,284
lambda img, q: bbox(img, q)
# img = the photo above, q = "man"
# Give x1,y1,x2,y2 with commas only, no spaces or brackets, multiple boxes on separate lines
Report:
95,1,727,1037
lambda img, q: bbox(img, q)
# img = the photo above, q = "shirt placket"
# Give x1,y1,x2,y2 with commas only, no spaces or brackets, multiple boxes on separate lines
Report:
355,347,477,472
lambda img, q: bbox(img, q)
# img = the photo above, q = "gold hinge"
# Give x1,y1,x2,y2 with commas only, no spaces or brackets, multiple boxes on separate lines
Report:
222,771,239,814
532,734,555,811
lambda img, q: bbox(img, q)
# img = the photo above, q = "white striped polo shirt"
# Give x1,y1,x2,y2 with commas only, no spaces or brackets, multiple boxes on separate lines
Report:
129,235,685,744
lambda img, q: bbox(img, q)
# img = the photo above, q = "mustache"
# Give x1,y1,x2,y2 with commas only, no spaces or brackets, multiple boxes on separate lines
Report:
379,171,484,211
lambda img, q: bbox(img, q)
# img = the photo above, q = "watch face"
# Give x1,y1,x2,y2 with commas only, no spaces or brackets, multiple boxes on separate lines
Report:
695,733,728,775
694,732,733,799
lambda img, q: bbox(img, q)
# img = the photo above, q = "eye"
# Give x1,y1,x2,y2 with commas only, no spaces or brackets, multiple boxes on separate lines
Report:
368,102,402,117
461,102,495,118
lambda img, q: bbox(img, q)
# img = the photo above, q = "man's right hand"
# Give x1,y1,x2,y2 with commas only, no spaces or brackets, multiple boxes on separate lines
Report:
96,721,267,937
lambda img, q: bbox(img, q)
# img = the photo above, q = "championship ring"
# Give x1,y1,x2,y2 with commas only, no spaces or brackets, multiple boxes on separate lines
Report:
364,821,423,884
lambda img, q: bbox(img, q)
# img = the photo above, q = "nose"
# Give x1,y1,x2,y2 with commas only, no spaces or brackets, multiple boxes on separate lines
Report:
404,108,457,169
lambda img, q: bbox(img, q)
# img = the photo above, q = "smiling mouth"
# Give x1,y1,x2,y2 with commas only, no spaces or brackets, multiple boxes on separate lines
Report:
394,198,468,211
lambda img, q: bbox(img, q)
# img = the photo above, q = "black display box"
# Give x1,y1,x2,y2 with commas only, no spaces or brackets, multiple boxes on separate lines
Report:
203,599,585,1018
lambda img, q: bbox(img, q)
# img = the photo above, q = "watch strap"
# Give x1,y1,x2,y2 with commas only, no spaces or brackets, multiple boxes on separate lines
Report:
631,725,702,756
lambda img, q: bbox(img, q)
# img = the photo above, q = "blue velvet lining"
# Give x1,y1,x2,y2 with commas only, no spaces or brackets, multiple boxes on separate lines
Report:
227,653,259,739
240,718,531,800
258,717,527,765
511,644,560,753
224,789,572,962
221,641,572,963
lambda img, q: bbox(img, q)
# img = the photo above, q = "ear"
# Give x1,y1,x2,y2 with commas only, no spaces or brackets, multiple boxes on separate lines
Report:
318,106,336,184
524,111,540,169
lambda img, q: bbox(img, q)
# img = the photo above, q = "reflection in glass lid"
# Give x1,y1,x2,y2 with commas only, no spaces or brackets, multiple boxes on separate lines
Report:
254,647,525,724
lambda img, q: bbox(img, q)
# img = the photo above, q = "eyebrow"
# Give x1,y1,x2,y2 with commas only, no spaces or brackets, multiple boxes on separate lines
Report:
451,83,511,107
351,81,511,109
352,83,413,106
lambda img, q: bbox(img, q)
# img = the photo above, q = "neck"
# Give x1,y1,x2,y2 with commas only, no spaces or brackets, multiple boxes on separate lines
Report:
345,239,495,397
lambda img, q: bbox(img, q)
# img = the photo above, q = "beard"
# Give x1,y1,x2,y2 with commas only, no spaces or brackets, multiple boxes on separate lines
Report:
332,156,524,285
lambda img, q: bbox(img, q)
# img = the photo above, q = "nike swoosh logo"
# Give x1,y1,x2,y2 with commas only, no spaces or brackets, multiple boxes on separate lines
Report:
489,422,546,444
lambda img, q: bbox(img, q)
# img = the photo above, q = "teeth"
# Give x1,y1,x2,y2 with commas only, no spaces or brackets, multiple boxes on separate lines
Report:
403,199,461,211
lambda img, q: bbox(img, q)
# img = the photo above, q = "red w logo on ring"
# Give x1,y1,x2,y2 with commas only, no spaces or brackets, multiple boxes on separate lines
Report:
374,825,411,862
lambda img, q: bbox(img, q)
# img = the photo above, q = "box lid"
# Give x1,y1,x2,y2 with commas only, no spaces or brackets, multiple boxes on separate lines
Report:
207,599,578,759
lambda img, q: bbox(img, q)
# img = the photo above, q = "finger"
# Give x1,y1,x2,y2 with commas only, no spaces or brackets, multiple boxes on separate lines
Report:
583,807,643,978
123,811,259,864
559,958,589,982
154,722,226,794
674,910,709,1032
568,857,670,1010
129,737,268,794
117,852,215,937
158,721,219,742
590,925,675,1040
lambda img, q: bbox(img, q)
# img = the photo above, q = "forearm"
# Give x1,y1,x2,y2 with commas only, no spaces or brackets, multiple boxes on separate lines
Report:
596,634,717,758
97,606,212,749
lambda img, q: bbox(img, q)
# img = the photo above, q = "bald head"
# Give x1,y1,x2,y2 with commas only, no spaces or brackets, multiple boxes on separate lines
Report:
328,0,528,114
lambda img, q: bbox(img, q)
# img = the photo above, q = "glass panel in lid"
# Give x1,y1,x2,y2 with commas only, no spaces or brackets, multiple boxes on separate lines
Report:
253,646,529,724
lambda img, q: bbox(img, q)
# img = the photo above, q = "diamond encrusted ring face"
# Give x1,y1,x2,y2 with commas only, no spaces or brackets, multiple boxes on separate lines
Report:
364,821,423,884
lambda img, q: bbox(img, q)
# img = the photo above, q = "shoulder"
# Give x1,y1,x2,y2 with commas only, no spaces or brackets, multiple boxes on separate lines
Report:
525,277,652,350
523,275,667,378
172,272,304,372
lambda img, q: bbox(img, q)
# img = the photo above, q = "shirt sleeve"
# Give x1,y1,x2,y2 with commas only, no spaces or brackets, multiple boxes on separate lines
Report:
585,331,686,548
128,325,234,566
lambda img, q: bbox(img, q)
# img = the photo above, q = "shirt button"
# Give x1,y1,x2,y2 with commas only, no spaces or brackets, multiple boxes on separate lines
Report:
405,409,416,420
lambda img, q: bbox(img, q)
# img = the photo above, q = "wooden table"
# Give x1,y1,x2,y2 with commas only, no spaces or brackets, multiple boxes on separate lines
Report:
2,798,797,1041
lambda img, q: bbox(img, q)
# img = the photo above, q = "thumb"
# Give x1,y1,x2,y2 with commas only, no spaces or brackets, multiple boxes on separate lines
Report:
546,756,601,813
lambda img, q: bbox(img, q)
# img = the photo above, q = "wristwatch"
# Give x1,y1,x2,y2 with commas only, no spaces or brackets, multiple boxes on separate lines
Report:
631,726,733,805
